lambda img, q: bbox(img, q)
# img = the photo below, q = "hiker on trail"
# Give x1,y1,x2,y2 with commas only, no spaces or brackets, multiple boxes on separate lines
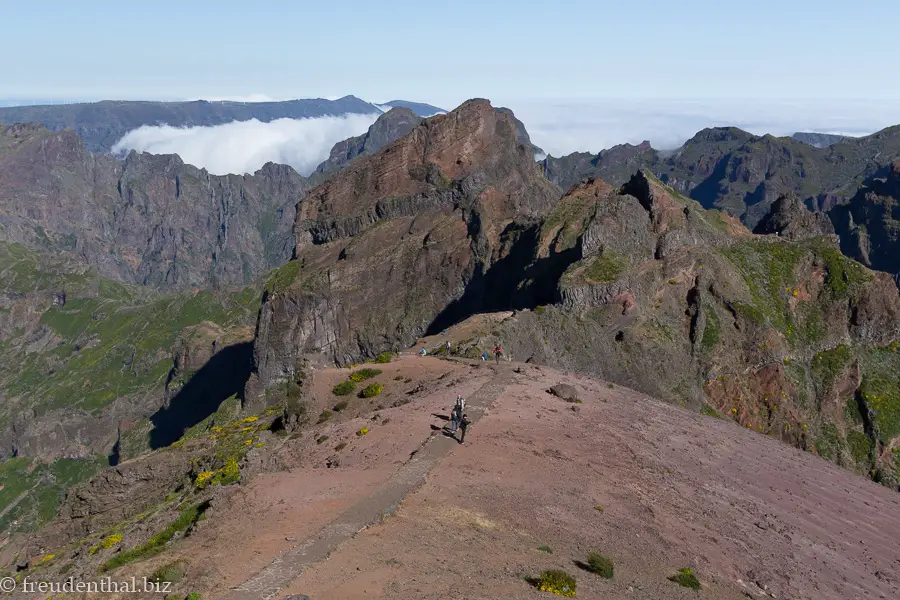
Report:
419,347,427,356
446,340,451,353
449,394,465,433
494,343,504,365
481,350,489,361
458,413,471,444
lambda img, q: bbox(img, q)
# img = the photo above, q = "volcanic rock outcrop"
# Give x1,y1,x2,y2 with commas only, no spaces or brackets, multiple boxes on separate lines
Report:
246,99,561,401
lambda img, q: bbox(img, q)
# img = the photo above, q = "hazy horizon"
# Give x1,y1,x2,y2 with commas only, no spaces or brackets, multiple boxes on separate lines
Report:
74,95,900,176
5,0,900,175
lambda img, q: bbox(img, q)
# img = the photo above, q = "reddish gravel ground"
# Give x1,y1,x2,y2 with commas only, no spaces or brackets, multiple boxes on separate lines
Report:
178,355,899,600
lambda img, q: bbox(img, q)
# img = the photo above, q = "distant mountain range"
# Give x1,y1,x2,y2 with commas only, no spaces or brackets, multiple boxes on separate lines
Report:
0,96,445,153
542,126,900,227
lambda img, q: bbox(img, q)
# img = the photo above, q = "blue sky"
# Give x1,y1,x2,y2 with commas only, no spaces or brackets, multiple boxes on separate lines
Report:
3,0,897,106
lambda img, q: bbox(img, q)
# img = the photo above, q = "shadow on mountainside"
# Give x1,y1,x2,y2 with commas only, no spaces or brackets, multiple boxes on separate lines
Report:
426,222,581,335
146,341,254,451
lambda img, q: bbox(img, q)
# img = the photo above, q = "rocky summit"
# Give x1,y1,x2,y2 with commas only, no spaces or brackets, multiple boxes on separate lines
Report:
2,96,900,600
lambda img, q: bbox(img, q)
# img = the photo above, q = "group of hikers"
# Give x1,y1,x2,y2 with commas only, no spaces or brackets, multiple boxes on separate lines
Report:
418,340,505,444
480,343,504,364
447,393,471,443
420,338,505,366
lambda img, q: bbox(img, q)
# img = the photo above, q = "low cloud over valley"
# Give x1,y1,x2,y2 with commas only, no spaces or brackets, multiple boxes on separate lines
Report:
112,113,382,176
111,99,900,176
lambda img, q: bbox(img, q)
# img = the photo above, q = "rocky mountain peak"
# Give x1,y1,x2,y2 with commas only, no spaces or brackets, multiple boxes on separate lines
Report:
684,126,754,146
753,194,835,241
295,98,559,249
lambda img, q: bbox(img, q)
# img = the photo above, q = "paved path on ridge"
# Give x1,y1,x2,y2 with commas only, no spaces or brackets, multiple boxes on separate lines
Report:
219,365,513,600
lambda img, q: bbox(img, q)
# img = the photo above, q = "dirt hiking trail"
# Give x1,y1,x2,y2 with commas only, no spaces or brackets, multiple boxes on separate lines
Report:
220,363,514,600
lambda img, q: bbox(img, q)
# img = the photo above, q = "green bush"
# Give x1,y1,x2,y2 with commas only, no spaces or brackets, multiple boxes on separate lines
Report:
332,380,356,396
317,410,332,423
535,569,576,597
374,352,393,364
586,552,614,579
668,567,700,590
149,559,188,584
333,401,348,412
316,435,329,444
536,545,553,554
359,383,383,398
186,594,201,600
334,442,347,451
349,368,382,382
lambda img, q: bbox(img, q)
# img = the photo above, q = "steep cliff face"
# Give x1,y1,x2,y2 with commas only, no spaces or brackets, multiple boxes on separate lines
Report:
0,243,261,464
829,161,900,278
247,100,561,400
0,123,307,290
492,171,900,489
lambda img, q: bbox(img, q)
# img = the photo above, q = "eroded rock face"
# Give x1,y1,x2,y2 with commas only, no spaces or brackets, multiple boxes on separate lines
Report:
41,449,197,548
248,100,562,398
829,161,900,279
0,124,307,289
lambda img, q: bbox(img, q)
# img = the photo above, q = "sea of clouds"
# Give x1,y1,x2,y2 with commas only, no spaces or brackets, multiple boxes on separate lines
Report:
111,113,382,176
508,98,900,158
110,97,900,176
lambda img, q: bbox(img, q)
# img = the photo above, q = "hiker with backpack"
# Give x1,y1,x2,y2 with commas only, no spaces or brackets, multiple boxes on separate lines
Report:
449,393,465,433
458,413,471,444
493,343,504,365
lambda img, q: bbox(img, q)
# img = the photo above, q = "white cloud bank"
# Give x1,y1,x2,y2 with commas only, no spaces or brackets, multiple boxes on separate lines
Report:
110,99,900,178
506,99,900,157
112,113,381,176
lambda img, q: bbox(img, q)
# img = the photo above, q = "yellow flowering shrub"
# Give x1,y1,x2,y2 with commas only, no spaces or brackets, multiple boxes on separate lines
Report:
194,471,215,489
535,569,576,597
101,534,123,549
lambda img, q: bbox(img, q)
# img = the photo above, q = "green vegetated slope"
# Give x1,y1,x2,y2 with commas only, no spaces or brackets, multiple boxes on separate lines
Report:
494,172,900,490
0,243,260,421
0,457,107,533
0,242,263,532
3,395,288,577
